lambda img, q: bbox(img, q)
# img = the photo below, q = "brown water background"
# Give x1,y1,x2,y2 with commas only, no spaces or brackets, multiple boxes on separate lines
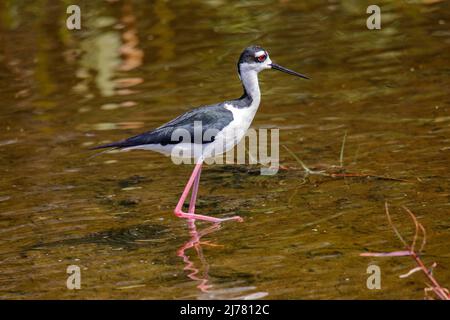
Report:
0,0,449,299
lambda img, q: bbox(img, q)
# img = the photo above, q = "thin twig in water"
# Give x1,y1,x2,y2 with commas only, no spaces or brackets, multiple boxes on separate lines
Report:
361,202,449,300
282,143,406,181
385,202,408,248
282,145,326,175
328,172,407,182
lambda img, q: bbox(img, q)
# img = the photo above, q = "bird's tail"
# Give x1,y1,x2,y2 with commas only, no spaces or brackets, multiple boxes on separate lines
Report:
89,141,124,150
87,141,125,160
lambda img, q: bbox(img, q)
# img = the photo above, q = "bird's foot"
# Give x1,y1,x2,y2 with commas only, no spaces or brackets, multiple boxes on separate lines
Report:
174,210,243,223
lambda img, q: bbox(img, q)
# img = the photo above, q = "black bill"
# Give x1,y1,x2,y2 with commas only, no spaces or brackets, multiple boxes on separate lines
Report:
270,63,309,79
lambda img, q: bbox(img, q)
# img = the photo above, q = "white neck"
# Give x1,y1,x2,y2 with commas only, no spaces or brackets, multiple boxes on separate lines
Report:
240,69,261,105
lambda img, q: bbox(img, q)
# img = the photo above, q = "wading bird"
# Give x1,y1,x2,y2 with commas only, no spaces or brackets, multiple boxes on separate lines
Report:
92,46,308,223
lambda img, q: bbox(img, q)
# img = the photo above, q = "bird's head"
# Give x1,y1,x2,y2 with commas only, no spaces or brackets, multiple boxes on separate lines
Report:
237,45,309,79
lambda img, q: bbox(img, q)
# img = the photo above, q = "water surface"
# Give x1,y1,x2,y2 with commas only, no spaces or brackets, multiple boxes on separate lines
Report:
0,0,449,299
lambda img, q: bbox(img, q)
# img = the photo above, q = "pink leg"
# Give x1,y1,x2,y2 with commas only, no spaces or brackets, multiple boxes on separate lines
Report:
188,165,202,213
174,161,243,223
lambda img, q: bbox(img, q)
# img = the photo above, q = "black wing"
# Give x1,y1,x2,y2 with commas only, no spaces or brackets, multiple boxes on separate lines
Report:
90,104,234,150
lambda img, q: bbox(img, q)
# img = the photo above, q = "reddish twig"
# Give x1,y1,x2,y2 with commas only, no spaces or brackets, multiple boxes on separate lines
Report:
361,202,449,300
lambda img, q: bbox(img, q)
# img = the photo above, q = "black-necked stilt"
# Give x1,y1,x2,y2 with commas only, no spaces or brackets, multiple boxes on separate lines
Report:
92,45,308,223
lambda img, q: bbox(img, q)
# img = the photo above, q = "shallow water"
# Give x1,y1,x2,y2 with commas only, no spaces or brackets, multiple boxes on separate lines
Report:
0,0,449,299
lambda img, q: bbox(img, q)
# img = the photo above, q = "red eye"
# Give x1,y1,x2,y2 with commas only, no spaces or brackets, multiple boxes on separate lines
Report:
257,54,266,62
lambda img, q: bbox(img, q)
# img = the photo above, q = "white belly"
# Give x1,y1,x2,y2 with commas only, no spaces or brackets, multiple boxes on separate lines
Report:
202,101,260,158
124,142,207,160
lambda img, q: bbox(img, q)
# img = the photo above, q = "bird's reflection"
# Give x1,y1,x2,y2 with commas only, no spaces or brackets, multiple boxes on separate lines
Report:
177,220,222,292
